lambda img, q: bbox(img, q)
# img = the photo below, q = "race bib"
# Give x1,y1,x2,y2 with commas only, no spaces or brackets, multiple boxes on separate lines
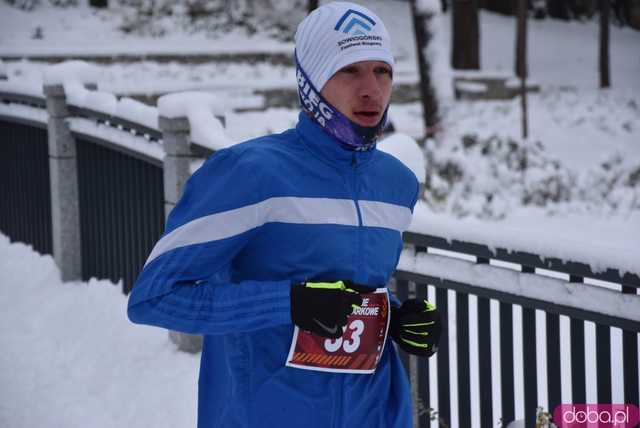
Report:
286,288,390,374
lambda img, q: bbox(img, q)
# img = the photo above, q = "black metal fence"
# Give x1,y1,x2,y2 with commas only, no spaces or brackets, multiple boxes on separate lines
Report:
394,233,640,428
76,134,164,294
0,117,52,255
0,87,166,294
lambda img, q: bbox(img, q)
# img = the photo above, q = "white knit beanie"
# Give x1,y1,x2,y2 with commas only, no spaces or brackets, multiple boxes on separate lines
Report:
294,1,395,92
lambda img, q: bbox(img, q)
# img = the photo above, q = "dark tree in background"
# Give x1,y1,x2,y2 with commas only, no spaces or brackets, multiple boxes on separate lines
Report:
452,0,480,69
546,0,570,19
616,0,640,30
600,0,611,87
516,0,529,139
410,0,440,137
479,0,513,15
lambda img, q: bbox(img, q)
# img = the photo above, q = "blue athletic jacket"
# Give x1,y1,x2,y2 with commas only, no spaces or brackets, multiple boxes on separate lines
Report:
128,112,420,428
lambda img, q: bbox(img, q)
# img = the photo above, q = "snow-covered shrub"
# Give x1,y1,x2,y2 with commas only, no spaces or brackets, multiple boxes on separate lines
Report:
6,0,40,11
48,0,77,6
5,0,78,9
423,134,640,219
575,154,640,214
115,0,305,40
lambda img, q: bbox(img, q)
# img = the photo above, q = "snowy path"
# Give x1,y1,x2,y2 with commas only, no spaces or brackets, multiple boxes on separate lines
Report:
0,234,199,428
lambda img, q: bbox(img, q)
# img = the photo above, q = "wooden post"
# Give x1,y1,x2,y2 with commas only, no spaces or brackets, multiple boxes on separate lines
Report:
410,0,440,138
516,0,529,139
599,0,611,88
451,0,480,70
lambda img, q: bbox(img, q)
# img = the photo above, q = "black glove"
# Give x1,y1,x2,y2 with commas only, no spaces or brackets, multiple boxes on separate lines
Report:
390,299,441,358
290,280,364,339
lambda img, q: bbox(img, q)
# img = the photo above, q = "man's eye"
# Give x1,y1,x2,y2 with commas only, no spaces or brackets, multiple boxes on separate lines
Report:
376,67,392,76
341,67,358,74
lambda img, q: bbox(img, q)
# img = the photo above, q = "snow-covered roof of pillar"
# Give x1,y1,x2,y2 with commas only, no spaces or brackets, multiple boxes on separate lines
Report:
158,91,233,151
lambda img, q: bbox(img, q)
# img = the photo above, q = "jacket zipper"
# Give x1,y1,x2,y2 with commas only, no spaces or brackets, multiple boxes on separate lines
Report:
351,153,363,285
352,153,363,227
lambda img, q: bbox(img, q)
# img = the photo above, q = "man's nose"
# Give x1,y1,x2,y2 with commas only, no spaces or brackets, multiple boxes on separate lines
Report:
357,71,382,99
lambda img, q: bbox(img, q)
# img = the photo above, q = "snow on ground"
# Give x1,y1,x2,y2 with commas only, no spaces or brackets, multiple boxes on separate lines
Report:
0,2,293,57
0,233,199,428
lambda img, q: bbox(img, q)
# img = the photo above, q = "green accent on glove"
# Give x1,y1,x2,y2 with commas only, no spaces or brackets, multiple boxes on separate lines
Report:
402,321,435,327
305,281,361,309
405,330,430,335
401,338,430,348
305,281,346,290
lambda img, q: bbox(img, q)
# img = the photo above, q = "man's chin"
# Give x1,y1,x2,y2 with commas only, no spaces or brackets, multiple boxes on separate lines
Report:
351,114,382,128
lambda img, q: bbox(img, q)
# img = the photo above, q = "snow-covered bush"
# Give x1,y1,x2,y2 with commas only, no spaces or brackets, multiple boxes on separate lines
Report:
48,0,77,6
115,0,306,40
5,0,39,10
423,134,640,219
5,0,77,9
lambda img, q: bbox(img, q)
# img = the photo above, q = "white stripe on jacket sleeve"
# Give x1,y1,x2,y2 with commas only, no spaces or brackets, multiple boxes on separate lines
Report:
144,197,359,267
358,200,413,233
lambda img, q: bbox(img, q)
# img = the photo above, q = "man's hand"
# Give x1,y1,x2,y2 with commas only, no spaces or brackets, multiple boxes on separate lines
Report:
390,299,441,358
290,281,364,339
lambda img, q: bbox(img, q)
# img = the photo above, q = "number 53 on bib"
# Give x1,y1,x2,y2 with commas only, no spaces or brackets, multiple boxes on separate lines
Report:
286,288,390,374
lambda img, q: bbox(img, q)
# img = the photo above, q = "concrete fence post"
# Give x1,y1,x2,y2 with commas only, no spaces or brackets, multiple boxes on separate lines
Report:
158,115,203,353
43,83,82,282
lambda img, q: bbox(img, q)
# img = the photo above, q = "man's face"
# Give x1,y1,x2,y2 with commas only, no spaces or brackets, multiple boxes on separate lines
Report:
320,60,393,128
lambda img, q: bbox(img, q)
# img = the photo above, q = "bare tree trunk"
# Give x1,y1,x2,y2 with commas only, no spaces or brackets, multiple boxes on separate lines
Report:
599,0,611,87
481,0,514,15
547,0,571,20
308,0,319,14
629,0,640,30
452,0,480,69
516,0,529,139
410,0,440,137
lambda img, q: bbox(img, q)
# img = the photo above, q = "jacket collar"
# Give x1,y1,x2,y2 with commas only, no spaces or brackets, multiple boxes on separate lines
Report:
295,112,377,169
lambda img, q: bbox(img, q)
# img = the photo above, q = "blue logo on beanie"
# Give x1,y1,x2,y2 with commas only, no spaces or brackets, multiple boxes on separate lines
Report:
334,9,376,36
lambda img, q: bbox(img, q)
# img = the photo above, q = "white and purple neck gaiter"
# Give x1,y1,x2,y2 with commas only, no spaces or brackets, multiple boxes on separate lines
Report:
295,53,388,151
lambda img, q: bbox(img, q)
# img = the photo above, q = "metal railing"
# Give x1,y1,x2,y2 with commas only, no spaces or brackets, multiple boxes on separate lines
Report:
394,233,639,428
0,117,52,256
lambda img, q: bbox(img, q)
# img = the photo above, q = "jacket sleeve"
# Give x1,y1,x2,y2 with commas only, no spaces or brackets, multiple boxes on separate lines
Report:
127,148,292,335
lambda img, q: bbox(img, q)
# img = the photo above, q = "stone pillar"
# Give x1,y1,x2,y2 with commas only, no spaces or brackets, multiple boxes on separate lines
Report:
44,84,82,282
158,115,203,353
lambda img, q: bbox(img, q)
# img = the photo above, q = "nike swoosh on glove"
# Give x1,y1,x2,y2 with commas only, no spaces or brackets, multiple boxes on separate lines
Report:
390,298,441,358
290,281,364,339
